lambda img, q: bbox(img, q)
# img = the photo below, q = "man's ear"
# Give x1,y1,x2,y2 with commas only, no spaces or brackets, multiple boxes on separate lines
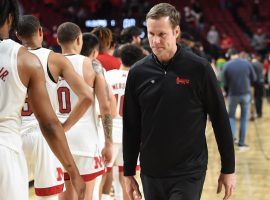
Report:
38,27,43,37
174,25,181,39
7,13,14,28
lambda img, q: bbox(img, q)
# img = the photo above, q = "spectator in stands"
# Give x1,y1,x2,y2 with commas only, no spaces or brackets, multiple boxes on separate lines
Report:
190,0,204,32
91,27,121,71
251,28,267,57
251,0,260,22
207,25,220,47
183,6,198,28
252,55,264,118
222,49,257,151
191,0,202,15
219,0,227,10
220,33,233,52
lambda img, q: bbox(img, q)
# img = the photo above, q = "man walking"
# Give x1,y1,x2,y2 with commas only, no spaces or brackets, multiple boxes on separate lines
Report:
223,49,257,150
123,3,236,200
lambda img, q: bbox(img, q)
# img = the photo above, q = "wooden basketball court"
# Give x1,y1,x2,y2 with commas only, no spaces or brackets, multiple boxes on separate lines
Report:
30,100,270,200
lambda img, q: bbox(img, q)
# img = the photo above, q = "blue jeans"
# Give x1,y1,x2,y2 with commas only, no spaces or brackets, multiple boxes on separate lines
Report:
228,94,251,146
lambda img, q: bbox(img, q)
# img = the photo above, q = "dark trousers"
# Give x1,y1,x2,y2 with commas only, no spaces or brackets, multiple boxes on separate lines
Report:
141,172,206,200
254,83,264,116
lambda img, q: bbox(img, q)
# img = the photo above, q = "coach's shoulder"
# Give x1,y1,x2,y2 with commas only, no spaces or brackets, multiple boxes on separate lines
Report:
182,47,209,67
130,54,152,73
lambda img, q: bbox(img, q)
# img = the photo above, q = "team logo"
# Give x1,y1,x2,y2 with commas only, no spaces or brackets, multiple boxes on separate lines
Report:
176,77,190,85
56,167,64,181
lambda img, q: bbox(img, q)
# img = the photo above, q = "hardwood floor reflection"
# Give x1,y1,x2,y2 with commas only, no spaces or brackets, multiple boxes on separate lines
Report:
201,100,270,200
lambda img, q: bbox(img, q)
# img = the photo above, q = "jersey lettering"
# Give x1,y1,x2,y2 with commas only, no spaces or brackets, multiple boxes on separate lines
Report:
115,94,124,117
56,167,64,181
94,157,103,169
0,67,9,82
57,87,71,113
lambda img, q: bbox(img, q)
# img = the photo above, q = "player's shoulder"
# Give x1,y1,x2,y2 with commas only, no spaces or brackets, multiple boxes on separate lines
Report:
18,46,41,69
106,69,121,80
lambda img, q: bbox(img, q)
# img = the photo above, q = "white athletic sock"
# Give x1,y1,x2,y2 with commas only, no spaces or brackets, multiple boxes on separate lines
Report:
101,194,112,200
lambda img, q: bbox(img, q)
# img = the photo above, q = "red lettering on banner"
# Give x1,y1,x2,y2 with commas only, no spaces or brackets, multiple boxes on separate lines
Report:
0,67,9,82
56,167,64,181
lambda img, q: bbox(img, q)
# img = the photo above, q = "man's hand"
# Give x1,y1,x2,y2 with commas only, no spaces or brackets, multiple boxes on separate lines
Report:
70,173,86,200
124,176,142,200
102,141,113,165
217,173,236,200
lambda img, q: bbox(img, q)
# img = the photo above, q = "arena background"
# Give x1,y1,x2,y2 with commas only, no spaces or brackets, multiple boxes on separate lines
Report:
16,0,270,199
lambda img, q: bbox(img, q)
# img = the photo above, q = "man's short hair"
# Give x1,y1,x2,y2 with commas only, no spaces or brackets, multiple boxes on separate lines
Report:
120,26,141,44
119,44,144,67
146,3,180,29
57,22,81,44
17,15,40,38
91,27,112,52
0,0,19,29
81,33,99,57
226,48,239,58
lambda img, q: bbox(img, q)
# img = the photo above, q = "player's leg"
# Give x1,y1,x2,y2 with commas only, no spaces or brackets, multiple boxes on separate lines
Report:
34,130,64,200
113,166,123,200
116,145,140,200
85,179,96,200
60,155,105,200
59,180,77,200
100,143,119,199
93,173,102,200
100,168,113,200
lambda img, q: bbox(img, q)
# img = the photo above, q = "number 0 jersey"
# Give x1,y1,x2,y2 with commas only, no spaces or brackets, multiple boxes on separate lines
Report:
0,39,27,152
20,48,57,132
56,54,99,157
106,69,128,143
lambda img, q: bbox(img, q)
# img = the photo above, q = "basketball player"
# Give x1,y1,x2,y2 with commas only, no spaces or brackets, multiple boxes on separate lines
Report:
57,22,113,200
106,44,144,200
81,32,117,200
0,1,87,200
16,15,94,199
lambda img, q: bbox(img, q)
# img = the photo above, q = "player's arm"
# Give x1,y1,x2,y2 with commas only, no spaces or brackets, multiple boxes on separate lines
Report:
108,84,117,118
18,48,85,199
49,52,93,131
84,58,113,162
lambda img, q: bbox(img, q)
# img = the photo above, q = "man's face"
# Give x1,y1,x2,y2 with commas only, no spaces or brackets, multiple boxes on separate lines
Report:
147,16,179,60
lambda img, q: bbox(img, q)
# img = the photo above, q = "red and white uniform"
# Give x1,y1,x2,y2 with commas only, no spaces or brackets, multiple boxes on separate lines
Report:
105,69,127,169
57,55,104,181
20,47,64,197
0,39,28,200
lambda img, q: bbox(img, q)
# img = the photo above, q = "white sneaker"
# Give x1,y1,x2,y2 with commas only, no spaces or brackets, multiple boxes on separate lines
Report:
238,144,250,152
